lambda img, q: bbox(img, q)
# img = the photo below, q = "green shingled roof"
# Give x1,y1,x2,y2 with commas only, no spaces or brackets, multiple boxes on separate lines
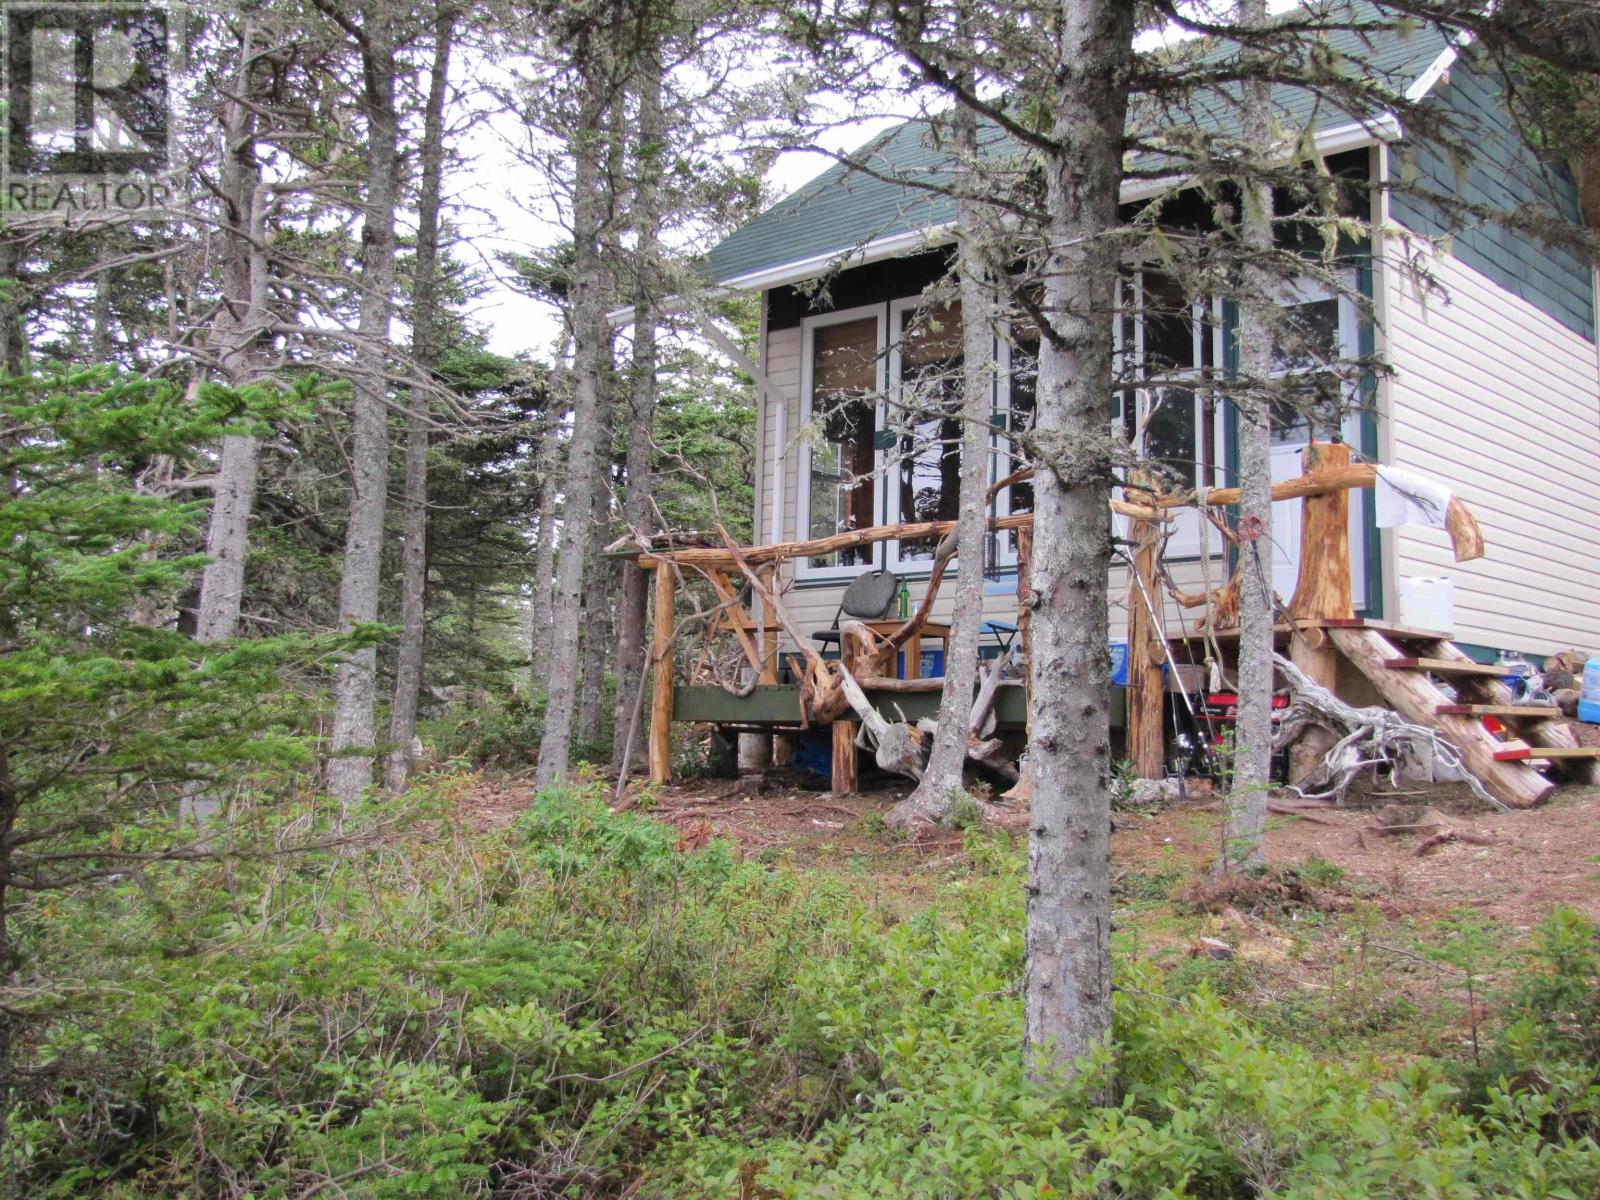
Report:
706,6,1449,287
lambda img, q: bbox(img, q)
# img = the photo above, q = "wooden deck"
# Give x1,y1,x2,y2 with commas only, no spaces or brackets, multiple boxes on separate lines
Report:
622,451,1494,796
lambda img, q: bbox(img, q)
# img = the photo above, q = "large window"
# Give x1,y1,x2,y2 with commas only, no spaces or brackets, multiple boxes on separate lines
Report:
1268,279,1359,442
996,325,1036,564
793,273,1357,580
1118,270,1223,557
889,299,965,564
996,271,1223,561
800,308,883,575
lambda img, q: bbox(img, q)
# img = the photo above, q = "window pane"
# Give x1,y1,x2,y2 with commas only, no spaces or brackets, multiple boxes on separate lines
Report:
1269,371,1345,445
1142,271,1197,376
1269,296,1345,443
1143,385,1197,483
808,318,879,569
901,301,963,367
1003,334,1038,561
815,318,878,392
1272,297,1340,374
1007,333,1037,452
897,303,963,561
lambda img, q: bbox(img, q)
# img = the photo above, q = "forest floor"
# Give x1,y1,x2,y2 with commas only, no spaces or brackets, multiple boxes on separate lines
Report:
457,767,1600,1060
460,769,1600,928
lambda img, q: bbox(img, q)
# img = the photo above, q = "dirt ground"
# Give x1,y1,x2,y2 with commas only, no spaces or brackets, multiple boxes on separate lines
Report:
456,768,1600,929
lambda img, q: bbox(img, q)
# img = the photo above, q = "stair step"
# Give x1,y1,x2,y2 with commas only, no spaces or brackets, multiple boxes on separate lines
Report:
1384,657,1513,678
1318,618,1454,642
1327,626,1557,808
1436,704,1563,719
1492,745,1600,762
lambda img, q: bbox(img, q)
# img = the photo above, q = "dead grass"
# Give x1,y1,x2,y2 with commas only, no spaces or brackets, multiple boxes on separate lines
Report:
1172,868,1352,916
1112,784,1600,930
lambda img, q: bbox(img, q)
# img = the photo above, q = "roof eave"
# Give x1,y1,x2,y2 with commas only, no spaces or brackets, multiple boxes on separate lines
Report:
704,114,1401,299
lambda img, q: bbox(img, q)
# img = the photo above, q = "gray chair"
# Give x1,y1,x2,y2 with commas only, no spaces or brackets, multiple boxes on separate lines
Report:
812,569,900,651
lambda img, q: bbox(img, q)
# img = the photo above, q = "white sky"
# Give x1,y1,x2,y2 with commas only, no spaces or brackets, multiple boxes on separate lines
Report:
453,81,903,362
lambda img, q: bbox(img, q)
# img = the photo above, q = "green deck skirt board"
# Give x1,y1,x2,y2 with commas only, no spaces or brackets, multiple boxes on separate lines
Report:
671,683,1127,728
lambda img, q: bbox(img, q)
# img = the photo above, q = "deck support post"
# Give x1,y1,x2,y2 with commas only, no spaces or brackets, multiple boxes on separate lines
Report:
832,618,859,796
1126,479,1166,779
648,562,675,785
760,564,794,767
1284,443,1354,780
1288,629,1339,783
831,718,858,796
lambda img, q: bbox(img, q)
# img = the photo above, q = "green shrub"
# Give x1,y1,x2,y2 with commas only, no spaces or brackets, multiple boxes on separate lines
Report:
14,788,1600,1198
1509,907,1600,1064
421,692,544,767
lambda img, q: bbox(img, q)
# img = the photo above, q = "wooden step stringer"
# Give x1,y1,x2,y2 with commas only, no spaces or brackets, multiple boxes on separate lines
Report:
1325,627,1555,809
1412,637,1600,788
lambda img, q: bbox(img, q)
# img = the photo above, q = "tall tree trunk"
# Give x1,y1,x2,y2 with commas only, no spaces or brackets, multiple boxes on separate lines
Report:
386,6,455,793
327,1,400,807
92,270,113,364
1023,0,1138,1083
576,92,630,758
0,745,18,1151
528,385,567,694
576,352,615,755
0,236,22,378
196,18,271,645
1223,0,1275,872
612,39,664,770
887,37,993,828
535,60,611,787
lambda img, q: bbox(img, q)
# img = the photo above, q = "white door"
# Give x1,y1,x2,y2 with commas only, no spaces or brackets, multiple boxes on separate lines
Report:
1265,282,1365,606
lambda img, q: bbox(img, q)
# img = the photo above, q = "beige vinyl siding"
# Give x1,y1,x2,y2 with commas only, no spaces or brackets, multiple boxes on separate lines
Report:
1383,245,1600,657
756,321,1218,656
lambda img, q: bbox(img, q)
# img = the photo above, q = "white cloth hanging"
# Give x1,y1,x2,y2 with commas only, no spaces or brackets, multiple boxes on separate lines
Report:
1375,465,1451,530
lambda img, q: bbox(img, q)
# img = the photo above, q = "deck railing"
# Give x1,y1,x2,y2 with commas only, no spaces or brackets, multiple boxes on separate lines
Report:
620,447,1485,786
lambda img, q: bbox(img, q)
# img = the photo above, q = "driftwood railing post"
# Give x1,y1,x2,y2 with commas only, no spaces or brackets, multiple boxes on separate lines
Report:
1285,441,1352,782
1287,441,1355,622
648,561,676,785
762,563,795,767
1125,480,1166,779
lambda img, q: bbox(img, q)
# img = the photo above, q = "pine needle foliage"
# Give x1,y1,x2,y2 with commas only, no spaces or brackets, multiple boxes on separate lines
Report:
0,369,384,1144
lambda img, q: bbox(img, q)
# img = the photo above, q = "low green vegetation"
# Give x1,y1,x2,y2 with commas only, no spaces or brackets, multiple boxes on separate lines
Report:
10,783,1600,1197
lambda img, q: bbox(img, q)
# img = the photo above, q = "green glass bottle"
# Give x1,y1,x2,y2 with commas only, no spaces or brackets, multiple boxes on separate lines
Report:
897,578,911,618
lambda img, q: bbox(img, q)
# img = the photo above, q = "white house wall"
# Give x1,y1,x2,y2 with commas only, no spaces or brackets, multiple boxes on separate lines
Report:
1383,244,1600,657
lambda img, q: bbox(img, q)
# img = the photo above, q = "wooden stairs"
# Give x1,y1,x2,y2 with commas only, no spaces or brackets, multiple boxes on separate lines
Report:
1323,622,1600,809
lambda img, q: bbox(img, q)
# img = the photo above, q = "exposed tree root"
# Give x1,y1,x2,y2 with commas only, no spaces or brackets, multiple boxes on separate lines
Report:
1272,653,1508,813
